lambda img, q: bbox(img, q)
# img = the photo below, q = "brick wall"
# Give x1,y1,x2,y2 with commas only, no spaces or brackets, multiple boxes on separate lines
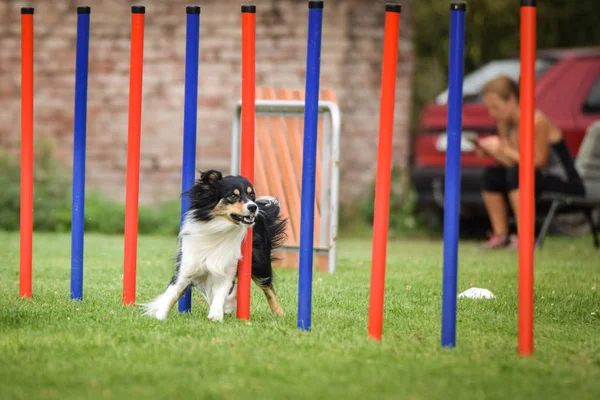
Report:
0,0,413,205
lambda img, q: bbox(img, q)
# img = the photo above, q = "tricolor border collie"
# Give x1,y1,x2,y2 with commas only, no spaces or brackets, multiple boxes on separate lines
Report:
142,170,287,321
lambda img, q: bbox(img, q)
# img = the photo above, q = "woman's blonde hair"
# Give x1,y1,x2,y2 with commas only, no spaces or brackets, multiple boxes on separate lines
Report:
480,74,520,101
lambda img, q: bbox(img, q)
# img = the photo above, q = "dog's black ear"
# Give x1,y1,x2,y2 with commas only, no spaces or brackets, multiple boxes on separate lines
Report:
185,170,222,216
199,170,222,184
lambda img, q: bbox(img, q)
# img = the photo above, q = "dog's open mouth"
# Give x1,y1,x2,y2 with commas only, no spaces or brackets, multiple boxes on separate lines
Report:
231,213,255,225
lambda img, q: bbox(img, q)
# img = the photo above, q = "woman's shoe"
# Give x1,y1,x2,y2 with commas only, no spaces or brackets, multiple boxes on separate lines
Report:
507,234,519,250
479,234,510,250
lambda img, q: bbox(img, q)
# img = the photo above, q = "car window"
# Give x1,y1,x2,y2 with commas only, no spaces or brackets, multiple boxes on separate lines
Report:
582,74,600,114
435,58,555,104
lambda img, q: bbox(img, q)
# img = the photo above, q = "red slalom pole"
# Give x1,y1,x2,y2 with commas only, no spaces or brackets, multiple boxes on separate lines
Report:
20,7,34,299
367,3,401,341
518,0,536,356
123,5,145,306
236,4,256,320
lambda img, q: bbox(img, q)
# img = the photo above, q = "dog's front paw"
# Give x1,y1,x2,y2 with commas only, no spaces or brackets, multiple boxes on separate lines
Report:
223,295,237,315
207,309,224,322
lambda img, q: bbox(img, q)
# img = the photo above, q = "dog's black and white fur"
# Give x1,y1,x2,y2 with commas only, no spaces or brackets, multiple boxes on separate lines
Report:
141,170,287,321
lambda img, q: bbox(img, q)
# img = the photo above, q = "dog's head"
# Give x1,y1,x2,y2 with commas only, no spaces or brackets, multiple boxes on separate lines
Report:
186,170,258,226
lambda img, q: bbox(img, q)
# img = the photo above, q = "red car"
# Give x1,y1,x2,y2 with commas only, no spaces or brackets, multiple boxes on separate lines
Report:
411,47,600,227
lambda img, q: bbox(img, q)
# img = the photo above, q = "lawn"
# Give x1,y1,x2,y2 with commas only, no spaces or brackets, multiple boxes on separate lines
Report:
0,231,598,400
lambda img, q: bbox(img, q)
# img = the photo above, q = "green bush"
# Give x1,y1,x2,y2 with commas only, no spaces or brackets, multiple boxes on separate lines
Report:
0,150,22,231
338,166,436,239
84,192,181,236
0,141,71,232
0,144,181,236
138,199,181,236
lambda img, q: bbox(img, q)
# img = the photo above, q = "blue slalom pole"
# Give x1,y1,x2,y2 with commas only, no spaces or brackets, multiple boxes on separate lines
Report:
70,6,91,301
441,2,466,347
178,5,201,313
297,0,324,332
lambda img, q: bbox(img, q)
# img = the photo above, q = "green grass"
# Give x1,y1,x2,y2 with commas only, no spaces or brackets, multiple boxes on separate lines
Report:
0,231,598,400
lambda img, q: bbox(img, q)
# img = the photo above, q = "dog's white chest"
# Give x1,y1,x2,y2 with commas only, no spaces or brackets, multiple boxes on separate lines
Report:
179,218,247,279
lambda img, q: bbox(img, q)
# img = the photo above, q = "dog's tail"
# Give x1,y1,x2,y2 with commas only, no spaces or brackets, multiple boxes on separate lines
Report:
255,196,287,251
251,196,287,287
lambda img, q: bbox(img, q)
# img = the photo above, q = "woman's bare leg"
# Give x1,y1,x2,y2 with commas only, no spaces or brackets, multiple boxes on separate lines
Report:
483,191,509,236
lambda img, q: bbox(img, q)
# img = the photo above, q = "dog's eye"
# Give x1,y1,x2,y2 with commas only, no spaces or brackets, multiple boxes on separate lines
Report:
249,192,256,200
228,193,238,201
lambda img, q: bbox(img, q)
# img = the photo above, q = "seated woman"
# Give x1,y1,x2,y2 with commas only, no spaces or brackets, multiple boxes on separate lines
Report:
474,75,585,249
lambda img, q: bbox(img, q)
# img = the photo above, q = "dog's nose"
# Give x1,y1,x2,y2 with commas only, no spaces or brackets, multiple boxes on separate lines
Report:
247,203,257,213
